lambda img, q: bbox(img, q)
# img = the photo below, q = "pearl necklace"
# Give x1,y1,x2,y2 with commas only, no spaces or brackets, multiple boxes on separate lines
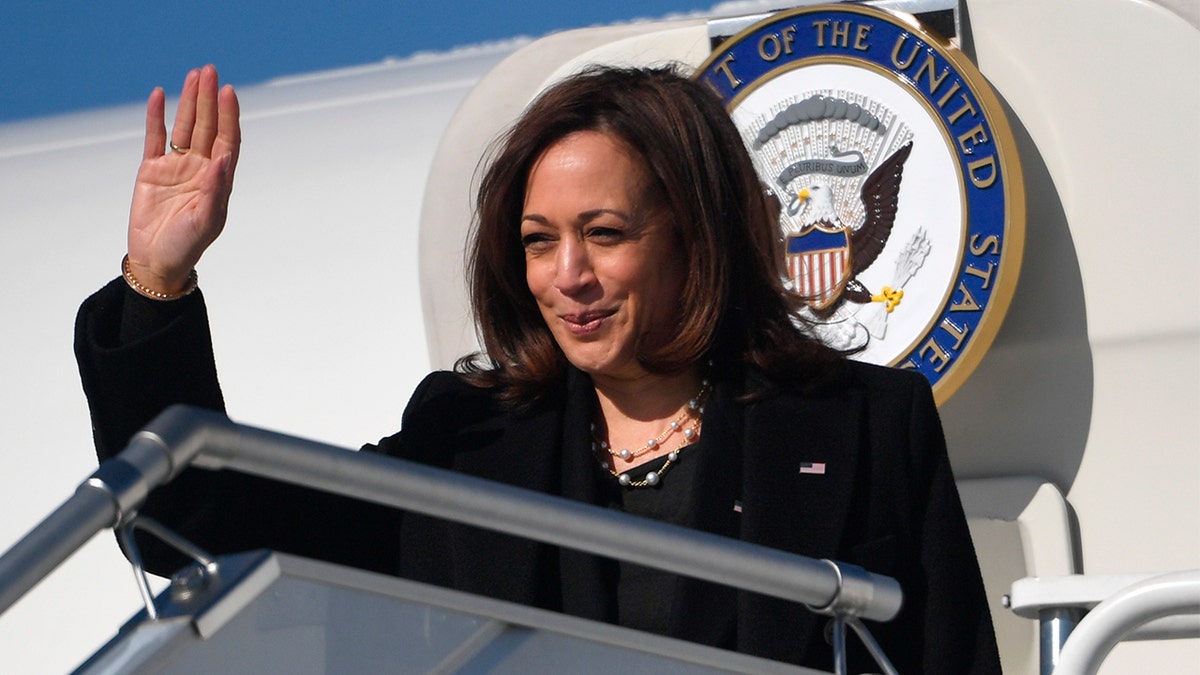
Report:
591,379,711,488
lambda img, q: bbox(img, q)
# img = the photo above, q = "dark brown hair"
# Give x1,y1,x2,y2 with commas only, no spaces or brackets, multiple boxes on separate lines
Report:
457,64,839,402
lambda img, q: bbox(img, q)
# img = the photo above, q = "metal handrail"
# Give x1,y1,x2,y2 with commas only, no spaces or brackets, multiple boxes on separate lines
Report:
1052,569,1200,675
0,404,903,628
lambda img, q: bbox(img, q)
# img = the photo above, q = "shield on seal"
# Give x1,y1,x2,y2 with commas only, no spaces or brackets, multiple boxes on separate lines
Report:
786,225,852,310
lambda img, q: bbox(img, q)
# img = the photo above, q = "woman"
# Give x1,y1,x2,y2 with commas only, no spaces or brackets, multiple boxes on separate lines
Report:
75,64,1000,672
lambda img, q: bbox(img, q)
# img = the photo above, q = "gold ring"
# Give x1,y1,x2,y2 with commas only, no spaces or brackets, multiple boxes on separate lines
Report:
169,141,190,154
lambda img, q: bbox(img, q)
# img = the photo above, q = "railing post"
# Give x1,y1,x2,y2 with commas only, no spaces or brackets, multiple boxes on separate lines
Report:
1039,607,1082,675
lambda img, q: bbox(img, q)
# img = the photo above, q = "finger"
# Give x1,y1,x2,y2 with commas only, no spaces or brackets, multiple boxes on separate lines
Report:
143,87,166,161
170,68,200,152
213,84,242,176
204,152,236,215
191,65,220,156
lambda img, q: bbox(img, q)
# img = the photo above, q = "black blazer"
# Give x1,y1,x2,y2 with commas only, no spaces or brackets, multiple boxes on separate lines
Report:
75,279,1000,674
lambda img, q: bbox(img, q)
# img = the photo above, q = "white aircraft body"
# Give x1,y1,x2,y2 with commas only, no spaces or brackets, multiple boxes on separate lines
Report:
0,0,1196,672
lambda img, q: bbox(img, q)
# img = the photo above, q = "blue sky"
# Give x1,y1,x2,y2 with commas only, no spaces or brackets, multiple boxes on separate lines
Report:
1,1,718,124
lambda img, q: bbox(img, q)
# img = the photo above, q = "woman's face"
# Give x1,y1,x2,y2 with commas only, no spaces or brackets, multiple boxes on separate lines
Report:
521,131,686,383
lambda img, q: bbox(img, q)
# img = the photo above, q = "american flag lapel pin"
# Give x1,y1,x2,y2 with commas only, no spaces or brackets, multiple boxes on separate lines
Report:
799,461,826,475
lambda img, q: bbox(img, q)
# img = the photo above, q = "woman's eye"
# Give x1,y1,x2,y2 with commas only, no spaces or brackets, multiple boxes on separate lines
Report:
586,227,624,241
521,233,553,250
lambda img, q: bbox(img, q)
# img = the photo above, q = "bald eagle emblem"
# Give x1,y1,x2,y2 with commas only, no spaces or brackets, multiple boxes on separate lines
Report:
700,4,1026,402
785,142,912,317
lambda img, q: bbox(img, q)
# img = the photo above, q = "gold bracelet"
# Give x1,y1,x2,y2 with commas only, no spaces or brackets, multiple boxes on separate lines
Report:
122,254,198,301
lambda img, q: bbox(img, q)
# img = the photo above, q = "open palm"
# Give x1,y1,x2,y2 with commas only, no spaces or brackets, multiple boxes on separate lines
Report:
127,65,240,295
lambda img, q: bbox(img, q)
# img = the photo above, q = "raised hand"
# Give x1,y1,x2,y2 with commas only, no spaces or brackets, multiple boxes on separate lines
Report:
127,65,240,295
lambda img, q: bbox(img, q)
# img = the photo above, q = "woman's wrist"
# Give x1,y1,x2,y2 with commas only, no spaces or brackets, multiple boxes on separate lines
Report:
122,254,198,301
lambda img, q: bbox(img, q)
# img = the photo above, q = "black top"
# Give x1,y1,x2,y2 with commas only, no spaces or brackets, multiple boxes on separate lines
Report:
604,443,737,644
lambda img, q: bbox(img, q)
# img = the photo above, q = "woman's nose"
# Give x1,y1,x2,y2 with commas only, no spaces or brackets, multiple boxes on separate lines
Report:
553,237,596,295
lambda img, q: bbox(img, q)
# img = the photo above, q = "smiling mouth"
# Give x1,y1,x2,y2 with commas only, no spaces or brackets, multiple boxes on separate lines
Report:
561,310,614,335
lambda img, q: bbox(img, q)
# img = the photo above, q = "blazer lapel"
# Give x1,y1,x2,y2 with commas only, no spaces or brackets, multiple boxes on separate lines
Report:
445,383,565,608
557,368,621,622
737,376,865,664
665,378,744,647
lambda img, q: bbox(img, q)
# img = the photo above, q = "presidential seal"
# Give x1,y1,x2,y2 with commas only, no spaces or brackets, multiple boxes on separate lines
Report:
698,4,1025,403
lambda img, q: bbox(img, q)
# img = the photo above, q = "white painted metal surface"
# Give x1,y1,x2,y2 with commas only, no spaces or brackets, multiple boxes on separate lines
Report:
0,1,1196,672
